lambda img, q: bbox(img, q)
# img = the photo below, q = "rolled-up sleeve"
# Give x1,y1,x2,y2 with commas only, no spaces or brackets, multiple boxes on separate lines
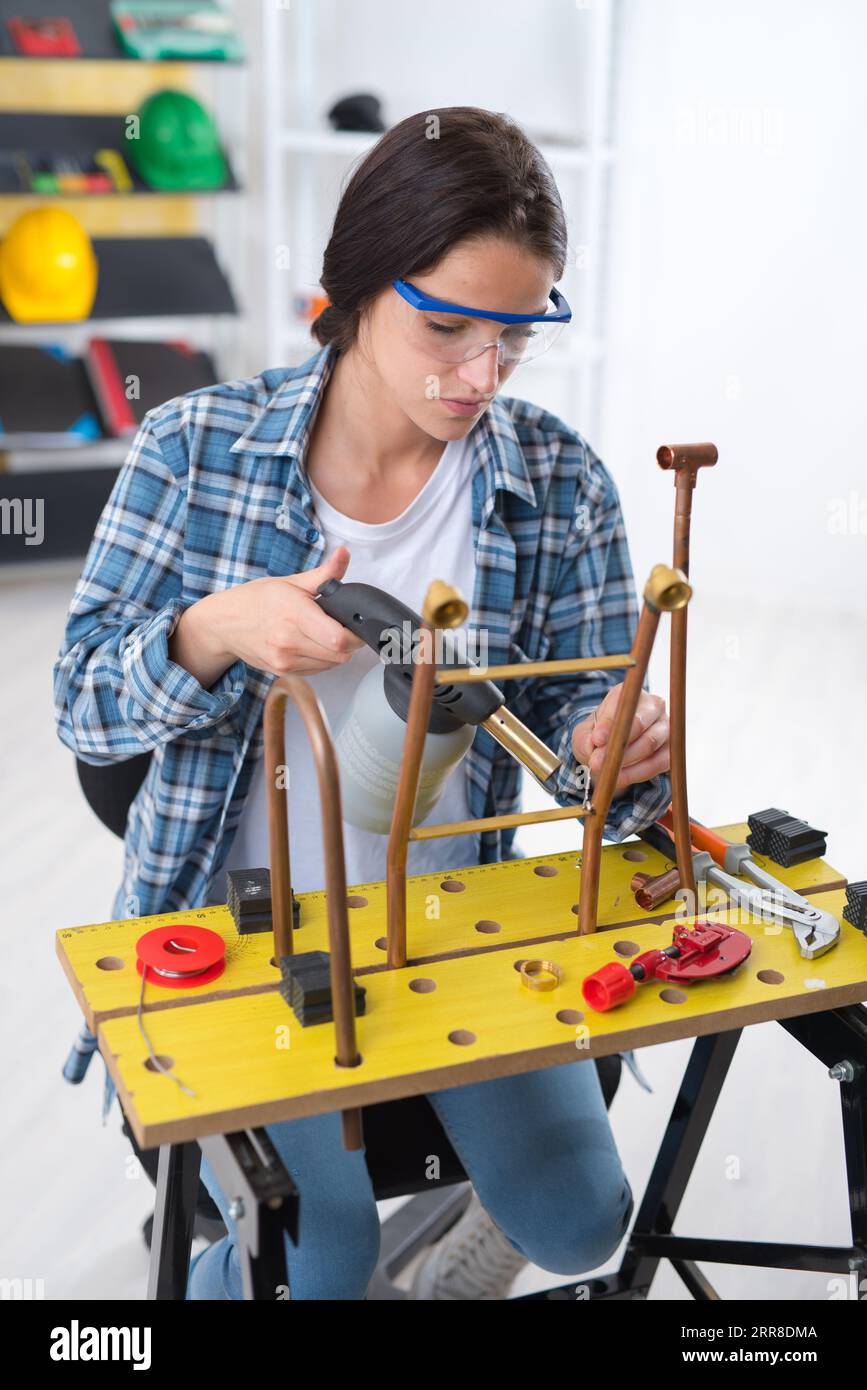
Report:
526,460,671,841
53,414,247,764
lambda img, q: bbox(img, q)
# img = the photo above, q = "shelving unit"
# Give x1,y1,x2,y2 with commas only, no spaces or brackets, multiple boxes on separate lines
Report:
0,0,247,568
0,0,244,62
261,0,620,438
0,111,239,194
0,235,236,322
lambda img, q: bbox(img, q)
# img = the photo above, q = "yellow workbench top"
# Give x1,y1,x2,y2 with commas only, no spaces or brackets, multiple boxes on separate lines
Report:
97,889,866,1147
56,823,845,1030
55,822,861,1148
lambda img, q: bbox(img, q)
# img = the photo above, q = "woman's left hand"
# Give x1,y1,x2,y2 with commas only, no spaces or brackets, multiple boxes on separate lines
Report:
571,685,670,794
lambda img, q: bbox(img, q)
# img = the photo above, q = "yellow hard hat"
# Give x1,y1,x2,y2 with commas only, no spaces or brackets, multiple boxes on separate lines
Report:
0,207,98,322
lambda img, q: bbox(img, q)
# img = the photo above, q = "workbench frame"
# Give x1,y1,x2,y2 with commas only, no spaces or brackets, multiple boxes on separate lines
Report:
518,1003,867,1300
144,1004,867,1301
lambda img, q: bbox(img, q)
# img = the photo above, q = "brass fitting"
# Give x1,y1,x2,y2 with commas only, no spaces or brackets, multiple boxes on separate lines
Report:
644,564,692,613
422,580,469,630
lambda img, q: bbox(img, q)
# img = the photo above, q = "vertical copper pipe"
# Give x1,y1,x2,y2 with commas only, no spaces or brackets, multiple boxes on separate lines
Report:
669,479,696,904
578,605,662,936
657,443,717,909
385,627,437,969
263,676,363,1151
385,581,468,969
264,688,295,960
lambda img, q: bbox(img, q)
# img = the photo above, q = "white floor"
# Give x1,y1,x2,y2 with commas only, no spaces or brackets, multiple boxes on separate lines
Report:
1,567,863,1301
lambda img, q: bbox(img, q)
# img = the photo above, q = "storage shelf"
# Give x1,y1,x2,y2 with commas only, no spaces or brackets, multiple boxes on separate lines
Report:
0,112,239,196
0,235,237,324
279,127,614,172
0,0,244,63
0,465,119,563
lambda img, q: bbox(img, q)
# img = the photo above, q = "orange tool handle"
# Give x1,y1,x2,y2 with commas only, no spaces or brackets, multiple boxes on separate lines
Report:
658,807,732,868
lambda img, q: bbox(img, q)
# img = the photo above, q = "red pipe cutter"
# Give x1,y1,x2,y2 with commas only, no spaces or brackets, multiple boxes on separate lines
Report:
581,919,752,1012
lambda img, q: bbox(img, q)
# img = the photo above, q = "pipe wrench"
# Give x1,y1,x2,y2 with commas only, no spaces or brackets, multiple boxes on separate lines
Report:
655,811,840,959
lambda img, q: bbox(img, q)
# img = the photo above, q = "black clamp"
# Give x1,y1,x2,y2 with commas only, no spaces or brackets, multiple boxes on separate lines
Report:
227,867,300,936
746,808,827,867
278,950,366,1028
843,882,867,936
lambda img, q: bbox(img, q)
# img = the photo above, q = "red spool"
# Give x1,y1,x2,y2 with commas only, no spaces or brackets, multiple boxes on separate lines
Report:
135,924,226,990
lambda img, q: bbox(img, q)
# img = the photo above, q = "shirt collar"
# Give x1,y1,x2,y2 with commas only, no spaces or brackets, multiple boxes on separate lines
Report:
230,343,537,515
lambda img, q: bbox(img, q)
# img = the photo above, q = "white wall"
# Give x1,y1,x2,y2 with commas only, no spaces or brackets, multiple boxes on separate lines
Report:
602,0,867,616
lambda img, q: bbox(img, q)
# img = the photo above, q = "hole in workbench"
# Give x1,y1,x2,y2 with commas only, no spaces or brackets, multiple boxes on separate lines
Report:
96,956,125,971
557,1009,584,1025
570,903,580,915
659,988,687,1005
448,1029,476,1046
757,969,785,986
474,919,502,934
512,959,527,972
613,940,640,958
347,895,368,908
374,937,387,951
534,864,558,877
409,978,436,993
622,850,647,863
440,879,465,893
335,1052,364,1068
144,1055,174,1073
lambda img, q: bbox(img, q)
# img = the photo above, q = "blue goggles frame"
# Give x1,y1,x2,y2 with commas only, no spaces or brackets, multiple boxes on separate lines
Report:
392,278,572,325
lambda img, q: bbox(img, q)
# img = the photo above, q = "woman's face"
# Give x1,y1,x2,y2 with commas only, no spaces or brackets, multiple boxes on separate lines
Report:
358,236,557,443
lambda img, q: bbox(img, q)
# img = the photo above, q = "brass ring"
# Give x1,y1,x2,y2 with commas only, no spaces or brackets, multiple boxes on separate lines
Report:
520,959,562,992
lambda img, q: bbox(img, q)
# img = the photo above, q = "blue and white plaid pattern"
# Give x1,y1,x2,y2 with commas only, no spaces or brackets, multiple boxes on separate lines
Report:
54,344,670,919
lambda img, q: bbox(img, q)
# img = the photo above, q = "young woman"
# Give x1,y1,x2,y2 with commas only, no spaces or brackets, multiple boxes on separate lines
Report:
55,108,671,1300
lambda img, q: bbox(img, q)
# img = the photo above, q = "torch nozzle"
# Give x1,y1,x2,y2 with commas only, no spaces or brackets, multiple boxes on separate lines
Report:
481,704,562,787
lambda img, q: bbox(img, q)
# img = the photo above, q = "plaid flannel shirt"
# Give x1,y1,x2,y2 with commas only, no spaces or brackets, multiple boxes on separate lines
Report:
53,344,670,921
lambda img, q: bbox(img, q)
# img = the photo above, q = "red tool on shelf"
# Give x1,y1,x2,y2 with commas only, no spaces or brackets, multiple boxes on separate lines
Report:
581,918,752,1013
7,17,81,55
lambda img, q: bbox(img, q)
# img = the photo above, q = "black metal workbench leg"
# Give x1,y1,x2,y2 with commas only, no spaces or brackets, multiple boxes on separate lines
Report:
779,1005,867,1272
147,1141,201,1300
617,1029,743,1297
199,1130,300,1301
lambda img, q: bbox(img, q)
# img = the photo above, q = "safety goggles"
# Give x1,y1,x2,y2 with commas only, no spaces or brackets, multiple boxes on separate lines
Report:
392,278,572,365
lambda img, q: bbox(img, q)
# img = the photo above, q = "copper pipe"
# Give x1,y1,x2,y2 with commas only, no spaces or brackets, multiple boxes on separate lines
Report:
385,635,436,969
386,583,468,969
657,443,717,906
263,676,363,1151
408,803,589,841
435,653,636,682
264,687,295,961
634,865,682,910
577,565,691,936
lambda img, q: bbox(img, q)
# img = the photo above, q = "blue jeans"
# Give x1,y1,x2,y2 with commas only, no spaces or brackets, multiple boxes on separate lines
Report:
187,1058,634,1299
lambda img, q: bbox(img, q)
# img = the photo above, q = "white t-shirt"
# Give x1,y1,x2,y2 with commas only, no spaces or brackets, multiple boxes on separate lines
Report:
214,434,481,899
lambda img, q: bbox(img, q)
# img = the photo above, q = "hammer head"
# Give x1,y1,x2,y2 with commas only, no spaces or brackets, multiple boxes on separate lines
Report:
657,443,718,482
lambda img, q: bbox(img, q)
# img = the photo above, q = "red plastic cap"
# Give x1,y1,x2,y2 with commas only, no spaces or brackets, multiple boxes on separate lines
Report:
582,961,635,1012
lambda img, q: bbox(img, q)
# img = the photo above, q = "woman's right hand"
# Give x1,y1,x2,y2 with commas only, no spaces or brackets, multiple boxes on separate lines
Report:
169,545,365,687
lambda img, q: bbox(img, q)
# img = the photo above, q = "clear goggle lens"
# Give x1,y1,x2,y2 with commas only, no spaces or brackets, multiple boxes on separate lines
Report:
401,297,567,365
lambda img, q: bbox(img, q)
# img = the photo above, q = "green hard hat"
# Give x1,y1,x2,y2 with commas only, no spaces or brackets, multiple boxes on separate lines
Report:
126,89,227,191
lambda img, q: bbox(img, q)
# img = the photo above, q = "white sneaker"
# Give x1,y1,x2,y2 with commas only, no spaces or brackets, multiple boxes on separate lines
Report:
407,1191,527,1300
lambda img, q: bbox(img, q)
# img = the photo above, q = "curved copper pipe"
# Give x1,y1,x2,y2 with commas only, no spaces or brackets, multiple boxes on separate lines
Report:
263,676,363,1151
657,442,718,906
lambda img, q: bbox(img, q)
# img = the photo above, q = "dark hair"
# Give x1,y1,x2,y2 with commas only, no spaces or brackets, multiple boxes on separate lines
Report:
311,107,568,350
